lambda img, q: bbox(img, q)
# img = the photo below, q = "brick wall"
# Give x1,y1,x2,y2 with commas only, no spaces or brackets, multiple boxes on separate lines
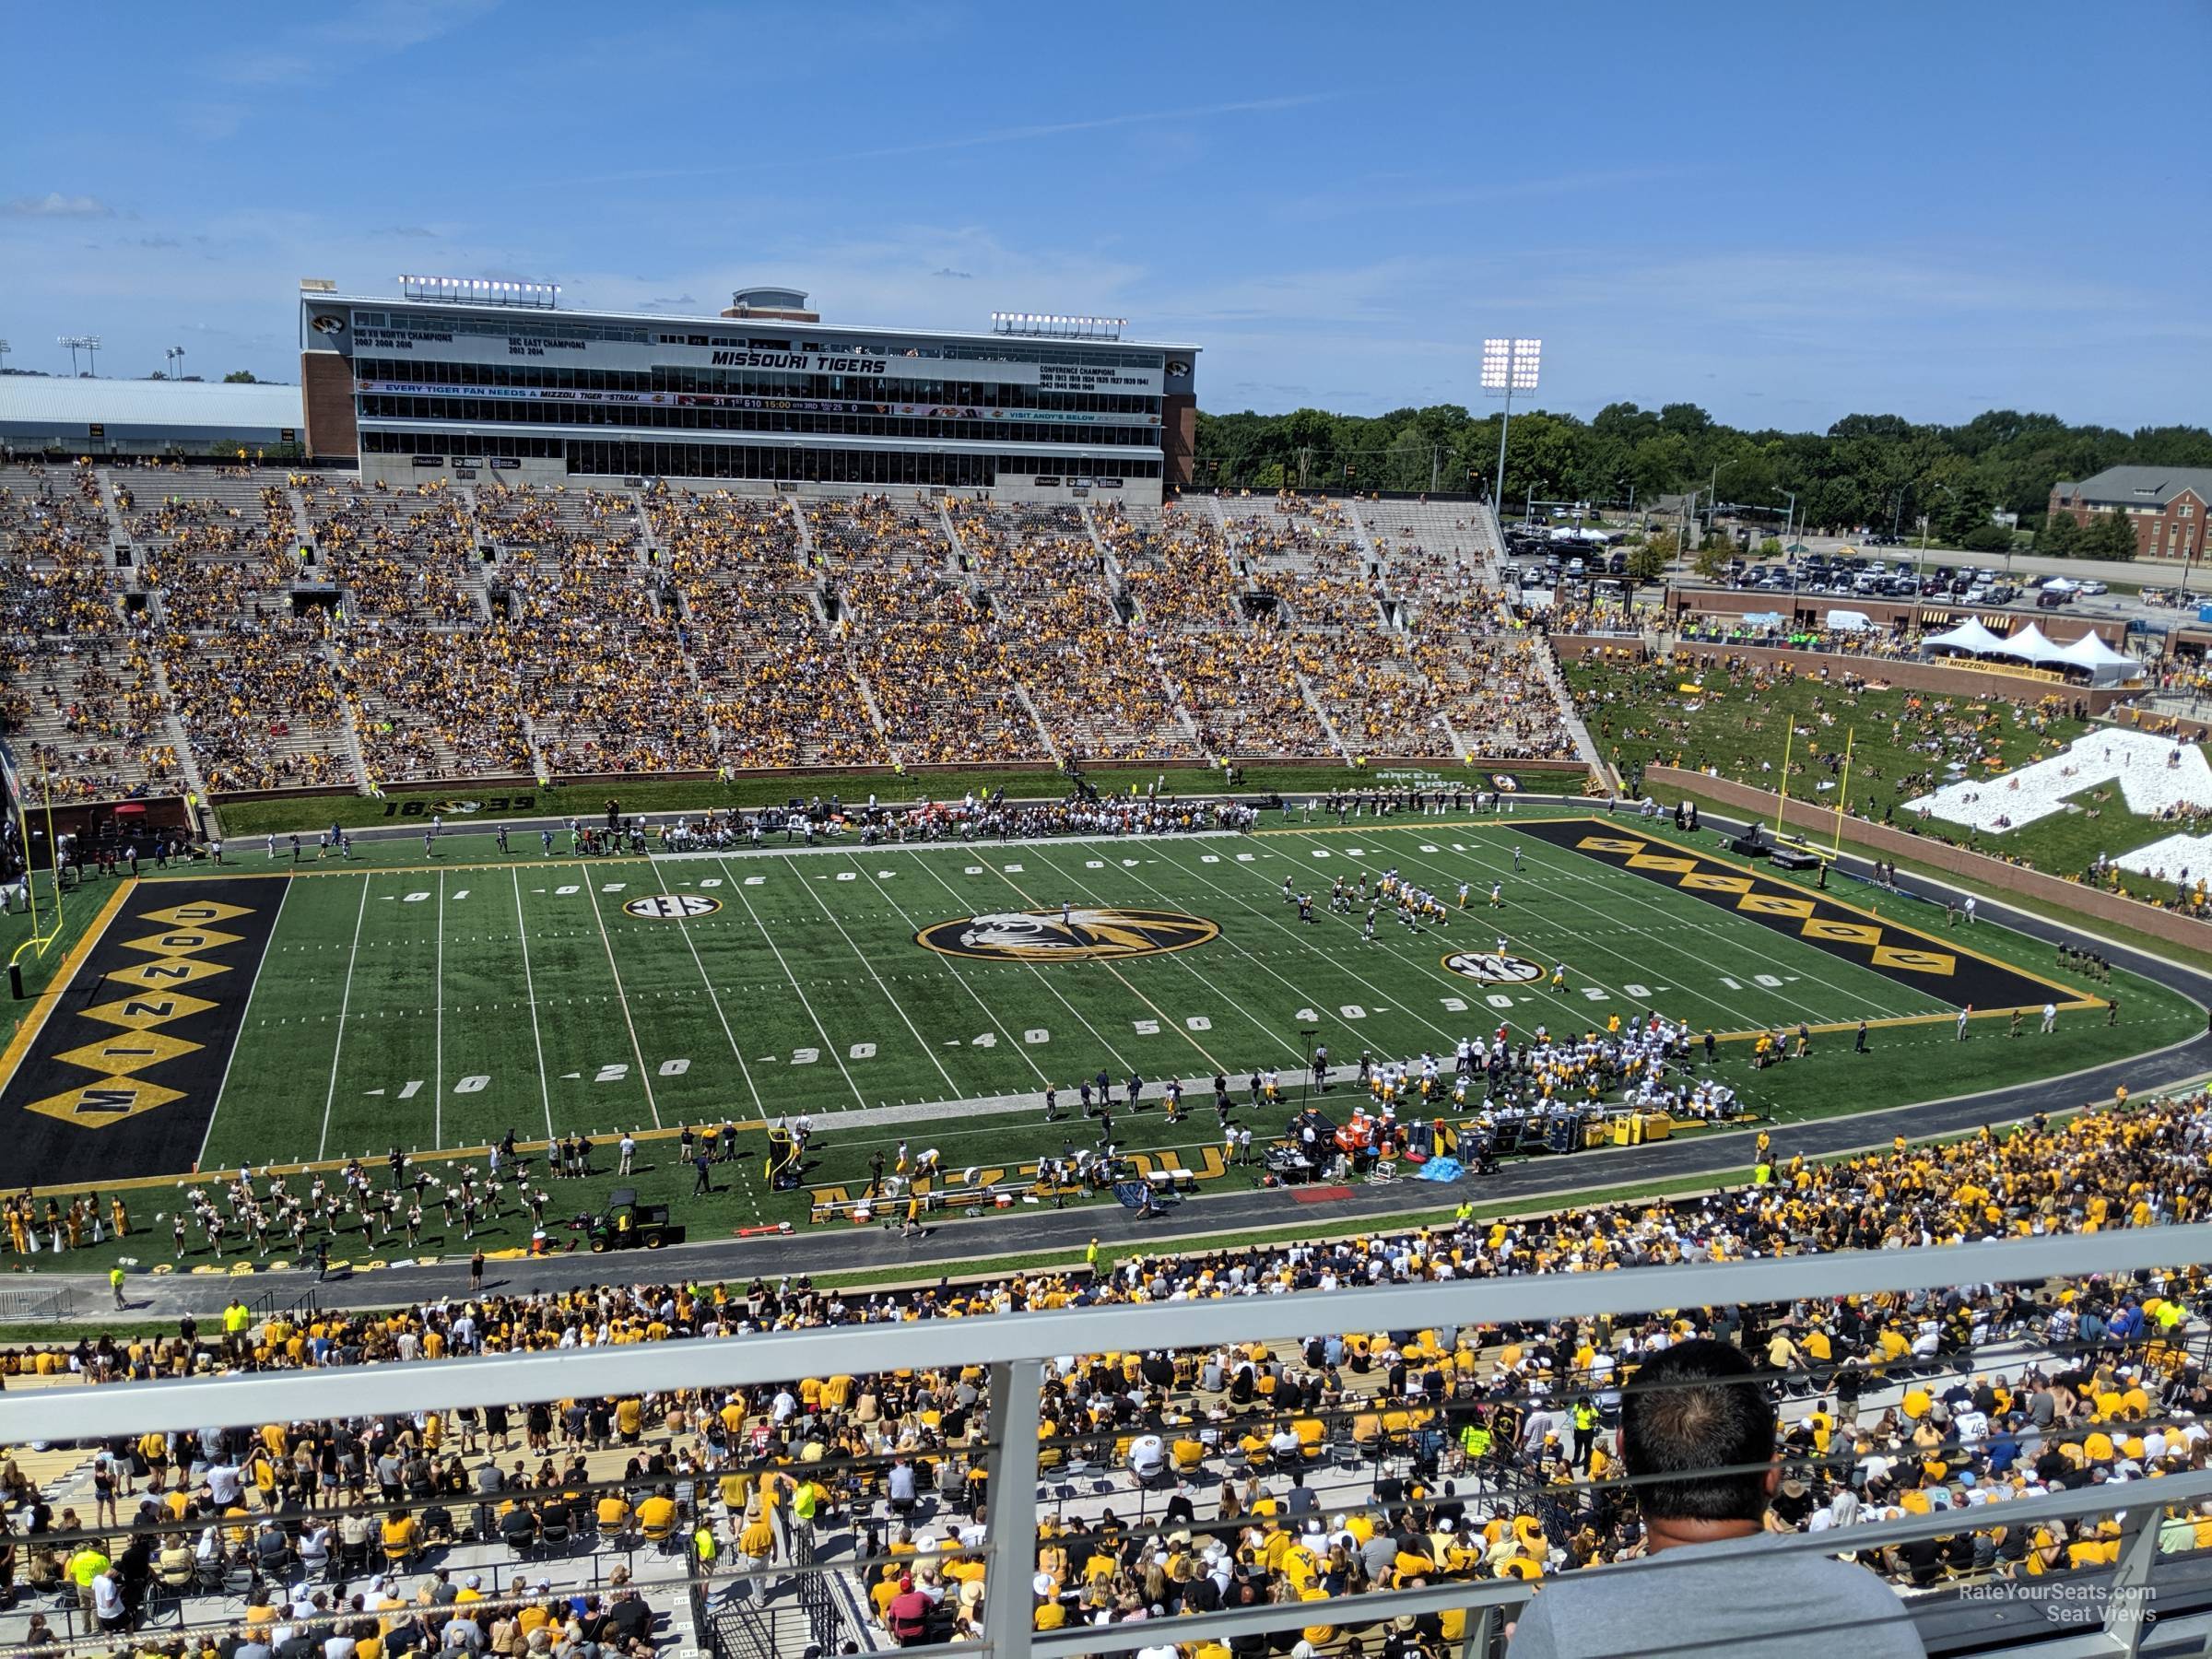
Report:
300,352,358,461
2046,485,2209,563
1161,394,1196,488
1645,765,2212,955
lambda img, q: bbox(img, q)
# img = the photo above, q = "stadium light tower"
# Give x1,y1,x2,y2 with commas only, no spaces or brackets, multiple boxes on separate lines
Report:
59,335,100,378
1481,337,1540,514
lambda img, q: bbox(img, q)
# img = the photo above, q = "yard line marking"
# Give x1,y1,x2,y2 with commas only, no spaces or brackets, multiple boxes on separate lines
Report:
1014,846,1257,1071
964,849,1228,1071
714,856,868,1109
1243,820,1723,1036
1143,839,1463,1049
1382,831,1886,1026
433,870,445,1149
872,853,1056,1085
1028,842,1339,1061
907,852,1134,1075
646,858,762,1115
786,855,964,1096
1476,829,1916,1026
582,879,661,1127
315,874,372,1161
512,867,556,1143
197,874,293,1173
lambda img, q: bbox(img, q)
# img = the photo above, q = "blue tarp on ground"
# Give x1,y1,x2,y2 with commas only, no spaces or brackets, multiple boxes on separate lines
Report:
1417,1157,1465,1182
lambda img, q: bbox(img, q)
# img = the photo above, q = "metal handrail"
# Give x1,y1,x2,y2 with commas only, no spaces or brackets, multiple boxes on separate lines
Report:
9,1224,2212,1659
6,1223,2202,1441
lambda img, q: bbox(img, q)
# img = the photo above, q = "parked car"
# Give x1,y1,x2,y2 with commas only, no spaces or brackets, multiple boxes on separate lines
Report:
2077,579,2109,596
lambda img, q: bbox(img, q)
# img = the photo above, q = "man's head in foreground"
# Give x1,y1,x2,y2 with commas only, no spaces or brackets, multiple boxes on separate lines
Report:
1621,1337,1776,1547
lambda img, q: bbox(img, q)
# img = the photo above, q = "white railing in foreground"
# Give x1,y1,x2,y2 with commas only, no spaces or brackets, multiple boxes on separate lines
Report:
8,1224,2212,1659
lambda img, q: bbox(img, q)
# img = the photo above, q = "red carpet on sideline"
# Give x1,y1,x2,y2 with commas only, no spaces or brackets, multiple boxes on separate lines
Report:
1292,1184,1356,1204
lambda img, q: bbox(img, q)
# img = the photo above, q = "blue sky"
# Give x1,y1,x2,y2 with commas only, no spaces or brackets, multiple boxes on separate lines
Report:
6,0,2206,431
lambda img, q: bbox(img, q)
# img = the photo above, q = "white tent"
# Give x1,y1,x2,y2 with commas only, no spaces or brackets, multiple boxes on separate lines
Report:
1923,618,2008,657
1994,622,2070,666
2055,630,2142,685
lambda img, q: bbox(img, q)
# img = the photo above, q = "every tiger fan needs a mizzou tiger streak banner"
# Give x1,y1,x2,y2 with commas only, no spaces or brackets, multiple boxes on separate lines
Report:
1517,818,2080,1013
2,882,282,1185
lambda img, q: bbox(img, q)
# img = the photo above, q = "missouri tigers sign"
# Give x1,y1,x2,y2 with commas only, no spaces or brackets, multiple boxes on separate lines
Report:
916,907,1219,962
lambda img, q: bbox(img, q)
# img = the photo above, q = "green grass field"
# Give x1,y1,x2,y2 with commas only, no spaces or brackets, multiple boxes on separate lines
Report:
4,807,2195,1276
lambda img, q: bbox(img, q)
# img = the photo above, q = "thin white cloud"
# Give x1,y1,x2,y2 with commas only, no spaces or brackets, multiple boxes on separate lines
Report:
563,93,1347,187
176,104,248,142
212,0,500,86
6,193,113,218
221,52,314,86
1276,167,1695,221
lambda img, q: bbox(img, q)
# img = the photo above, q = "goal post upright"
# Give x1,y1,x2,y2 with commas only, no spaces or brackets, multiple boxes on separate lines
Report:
4,739,64,979
1831,725,1854,861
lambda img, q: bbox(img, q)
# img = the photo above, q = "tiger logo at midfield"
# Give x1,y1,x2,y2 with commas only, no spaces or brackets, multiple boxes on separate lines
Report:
917,907,1218,961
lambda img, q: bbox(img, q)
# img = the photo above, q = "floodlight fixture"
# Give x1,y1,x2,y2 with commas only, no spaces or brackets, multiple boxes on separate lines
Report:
990,311,1126,340
1481,336,1542,510
399,273,560,309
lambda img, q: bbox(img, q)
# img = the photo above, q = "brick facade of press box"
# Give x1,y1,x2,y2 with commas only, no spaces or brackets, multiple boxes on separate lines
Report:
300,352,359,461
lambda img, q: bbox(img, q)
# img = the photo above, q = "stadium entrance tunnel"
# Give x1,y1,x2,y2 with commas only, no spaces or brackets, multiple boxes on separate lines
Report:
0,880,277,1182
1518,817,2088,1015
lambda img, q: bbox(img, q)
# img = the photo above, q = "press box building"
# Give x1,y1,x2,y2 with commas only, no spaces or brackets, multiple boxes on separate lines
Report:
299,279,1198,503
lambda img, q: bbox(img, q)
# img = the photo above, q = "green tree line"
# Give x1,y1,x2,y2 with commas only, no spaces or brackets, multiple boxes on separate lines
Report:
1194,403,2210,551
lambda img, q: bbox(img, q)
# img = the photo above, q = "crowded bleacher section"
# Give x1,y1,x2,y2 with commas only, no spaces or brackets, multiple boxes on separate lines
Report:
1,467,1588,805
8,1086,2212,1654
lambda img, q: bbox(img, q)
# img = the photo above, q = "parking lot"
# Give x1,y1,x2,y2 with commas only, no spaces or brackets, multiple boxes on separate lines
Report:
1499,517,2203,640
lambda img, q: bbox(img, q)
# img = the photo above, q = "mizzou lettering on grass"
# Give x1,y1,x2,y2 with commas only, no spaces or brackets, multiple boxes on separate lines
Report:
3,883,281,1184
1519,818,2087,1013
808,1145,1230,1210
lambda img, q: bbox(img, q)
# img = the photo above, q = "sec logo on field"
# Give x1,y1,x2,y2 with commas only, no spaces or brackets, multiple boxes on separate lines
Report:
1442,951,1543,983
622,894,723,921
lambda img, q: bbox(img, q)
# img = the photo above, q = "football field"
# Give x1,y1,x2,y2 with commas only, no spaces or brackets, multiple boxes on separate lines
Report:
4,808,2178,1263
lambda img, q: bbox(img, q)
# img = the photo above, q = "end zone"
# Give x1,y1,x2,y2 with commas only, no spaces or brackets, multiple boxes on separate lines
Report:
1519,817,2094,1014
0,879,281,1183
